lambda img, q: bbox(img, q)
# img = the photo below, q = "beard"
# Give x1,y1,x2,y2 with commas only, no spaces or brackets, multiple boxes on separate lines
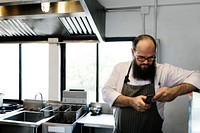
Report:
132,59,156,82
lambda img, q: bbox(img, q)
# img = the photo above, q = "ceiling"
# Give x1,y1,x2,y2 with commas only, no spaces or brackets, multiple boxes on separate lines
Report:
97,0,131,8
97,0,150,9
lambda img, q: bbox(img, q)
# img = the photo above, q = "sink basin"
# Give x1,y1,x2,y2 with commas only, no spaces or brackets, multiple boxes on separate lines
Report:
4,111,45,122
0,111,55,133
0,110,54,127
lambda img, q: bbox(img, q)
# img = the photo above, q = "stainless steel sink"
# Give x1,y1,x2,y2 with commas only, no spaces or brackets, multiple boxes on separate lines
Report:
0,110,54,133
4,111,45,122
0,104,86,133
0,111,54,125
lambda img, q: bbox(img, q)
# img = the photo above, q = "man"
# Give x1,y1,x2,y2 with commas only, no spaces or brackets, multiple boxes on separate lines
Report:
102,34,200,133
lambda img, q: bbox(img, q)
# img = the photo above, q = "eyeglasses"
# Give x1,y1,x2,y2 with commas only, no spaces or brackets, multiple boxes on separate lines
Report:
135,55,156,62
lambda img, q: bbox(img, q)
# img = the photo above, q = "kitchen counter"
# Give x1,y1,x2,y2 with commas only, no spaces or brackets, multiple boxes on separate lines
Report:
188,92,200,133
76,112,114,128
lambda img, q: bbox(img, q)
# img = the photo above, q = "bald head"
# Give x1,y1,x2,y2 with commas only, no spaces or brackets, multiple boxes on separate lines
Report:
133,34,157,53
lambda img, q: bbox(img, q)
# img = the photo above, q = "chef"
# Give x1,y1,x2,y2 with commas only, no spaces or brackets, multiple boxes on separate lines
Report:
102,34,200,133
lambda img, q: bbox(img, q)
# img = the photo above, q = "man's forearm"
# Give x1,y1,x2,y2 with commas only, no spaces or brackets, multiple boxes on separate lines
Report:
173,83,197,96
113,95,131,107
152,83,198,102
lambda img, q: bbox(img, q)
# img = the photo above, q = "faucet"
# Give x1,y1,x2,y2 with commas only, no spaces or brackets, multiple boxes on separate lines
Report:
35,92,43,111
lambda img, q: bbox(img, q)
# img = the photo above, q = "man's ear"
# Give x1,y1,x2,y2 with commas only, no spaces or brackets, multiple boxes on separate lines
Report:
131,48,135,57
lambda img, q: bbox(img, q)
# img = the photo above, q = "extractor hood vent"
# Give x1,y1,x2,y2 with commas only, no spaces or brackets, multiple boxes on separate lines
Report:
60,16,93,35
0,16,94,37
0,19,37,37
0,0,105,42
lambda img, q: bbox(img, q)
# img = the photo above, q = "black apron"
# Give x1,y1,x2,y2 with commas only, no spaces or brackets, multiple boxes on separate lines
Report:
113,63,163,133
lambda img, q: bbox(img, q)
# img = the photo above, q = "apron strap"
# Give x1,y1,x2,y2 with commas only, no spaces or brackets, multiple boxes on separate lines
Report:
124,62,132,83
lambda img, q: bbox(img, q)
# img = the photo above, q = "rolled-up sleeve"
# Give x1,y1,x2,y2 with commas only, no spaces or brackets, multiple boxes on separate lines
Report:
183,71,200,89
102,86,121,107
102,62,130,107
159,64,200,90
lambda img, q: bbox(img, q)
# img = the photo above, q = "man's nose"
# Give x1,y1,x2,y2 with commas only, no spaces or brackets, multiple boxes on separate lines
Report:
143,59,149,64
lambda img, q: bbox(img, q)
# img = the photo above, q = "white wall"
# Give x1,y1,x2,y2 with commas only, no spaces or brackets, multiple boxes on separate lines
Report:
105,1,200,133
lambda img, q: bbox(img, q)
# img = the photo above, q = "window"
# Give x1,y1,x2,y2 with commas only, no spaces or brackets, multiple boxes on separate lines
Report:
0,44,19,99
99,41,132,102
65,41,132,103
0,40,132,103
65,43,97,103
21,43,49,100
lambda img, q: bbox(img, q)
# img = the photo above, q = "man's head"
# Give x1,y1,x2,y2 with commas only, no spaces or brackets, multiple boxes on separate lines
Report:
132,34,157,81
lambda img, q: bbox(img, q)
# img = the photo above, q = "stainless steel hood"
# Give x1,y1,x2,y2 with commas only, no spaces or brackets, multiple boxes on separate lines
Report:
0,0,105,42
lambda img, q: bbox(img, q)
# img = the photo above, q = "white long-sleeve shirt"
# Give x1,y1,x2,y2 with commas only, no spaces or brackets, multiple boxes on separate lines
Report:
102,61,200,119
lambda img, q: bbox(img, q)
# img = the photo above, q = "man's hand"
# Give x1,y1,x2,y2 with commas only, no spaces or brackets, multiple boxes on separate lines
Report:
152,87,178,102
114,95,152,112
129,95,152,112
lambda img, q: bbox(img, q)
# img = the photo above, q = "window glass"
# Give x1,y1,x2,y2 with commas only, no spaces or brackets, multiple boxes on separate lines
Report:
0,44,19,99
99,41,132,102
66,43,96,103
21,43,49,100
0,41,132,103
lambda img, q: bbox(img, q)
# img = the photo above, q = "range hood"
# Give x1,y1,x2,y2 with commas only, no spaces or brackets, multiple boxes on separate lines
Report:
0,0,105,42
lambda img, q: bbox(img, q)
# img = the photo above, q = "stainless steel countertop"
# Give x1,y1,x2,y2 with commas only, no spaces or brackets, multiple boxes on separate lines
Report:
76,112,114,128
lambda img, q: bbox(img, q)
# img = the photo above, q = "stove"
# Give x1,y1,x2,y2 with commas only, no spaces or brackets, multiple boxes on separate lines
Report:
0,103,20,114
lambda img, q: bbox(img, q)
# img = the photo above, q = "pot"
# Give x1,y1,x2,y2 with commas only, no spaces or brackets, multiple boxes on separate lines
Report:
89,102,102,115
89,106,102,115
